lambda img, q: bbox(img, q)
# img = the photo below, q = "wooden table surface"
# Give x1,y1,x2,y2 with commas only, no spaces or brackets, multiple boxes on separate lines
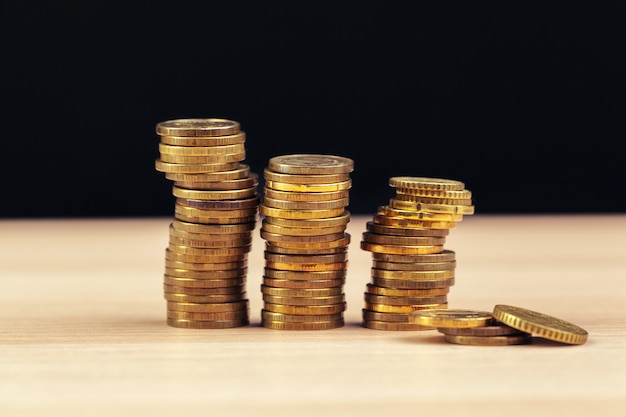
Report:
1,214,625,416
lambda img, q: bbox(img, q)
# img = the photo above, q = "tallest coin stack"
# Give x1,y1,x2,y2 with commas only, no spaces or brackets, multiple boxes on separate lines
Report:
154,118,260,329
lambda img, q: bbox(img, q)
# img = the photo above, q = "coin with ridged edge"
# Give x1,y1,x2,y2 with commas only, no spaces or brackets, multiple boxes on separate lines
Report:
443,333,533,346
268,154,354,175
388,176,465,191
409,308,494,328
156,118,240,137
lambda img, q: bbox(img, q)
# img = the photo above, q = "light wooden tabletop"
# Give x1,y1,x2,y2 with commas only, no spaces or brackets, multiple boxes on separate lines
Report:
1,214,625,417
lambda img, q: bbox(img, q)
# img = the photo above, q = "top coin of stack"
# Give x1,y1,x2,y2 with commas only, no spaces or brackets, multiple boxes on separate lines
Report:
154,118,260,329
259,154,354,330
360,176,475,331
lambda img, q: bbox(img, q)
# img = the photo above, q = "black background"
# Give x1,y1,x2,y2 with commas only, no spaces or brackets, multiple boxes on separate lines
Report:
2,1,625,217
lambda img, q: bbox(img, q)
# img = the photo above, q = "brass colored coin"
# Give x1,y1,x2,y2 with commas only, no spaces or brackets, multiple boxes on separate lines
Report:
167,318,249,329
260,284,343,297
388,176,465,191
364,292,448,306
261,221,346,236
156,118,240,137
393,187,471,199
371,268,455,280
409,309,494,328
164,292,247,303
378,206,464,222
261,310,343,322
437,322,527,337
361,309,415,323
155,159,241,174
372,260,456,271
164,275,246,288
263,268,346,280
260,230,346,243
164,284,244,296
174,213,258,225
168,244,252,256
159,142,245,156
264,302,347,315
268,234,351,250
262,319,344,330
373,214,457,230
263,252,348,264
263,168,349,184
167,309,248,321
360,241,444,255
492,304,588,345
371,277,455,289
176,196,260,210
263,187,349,202
362,320,433,331
365,283,449,297
174,204,258,219
265,179,352,193
159,151,246,164
173,186,257,200
265,243,347,255
262,293,345,306
159,132,246,146
393,193,474,206
173,179,256,191
263,277,345,289
169,225,252,241
171,219,256,234
165,259,247,271
361,232,446,246
164,164,250,182
364,303,448,314
164,268,247,279
167,299,249,313
259,205,345,219
389,199,475,215
261,196,349,210
165,249,247,264
371,250,456,263
268,154,354,175
365,221,449,237
168,235,253,249
443,333,533,346
263,211,351,228
265,261,347,272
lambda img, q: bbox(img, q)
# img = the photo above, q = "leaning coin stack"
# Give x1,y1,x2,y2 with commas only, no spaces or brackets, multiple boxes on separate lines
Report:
154,118,260,329
360,176,475,330
258,154,354,330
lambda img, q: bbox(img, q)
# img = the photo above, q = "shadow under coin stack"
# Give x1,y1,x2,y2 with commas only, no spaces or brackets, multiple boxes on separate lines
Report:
258,154,354,330
360,176,475,330
154,118,260,329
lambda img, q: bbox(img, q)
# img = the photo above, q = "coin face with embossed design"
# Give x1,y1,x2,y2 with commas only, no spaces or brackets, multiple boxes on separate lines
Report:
156,118,240,136
268,154,354,175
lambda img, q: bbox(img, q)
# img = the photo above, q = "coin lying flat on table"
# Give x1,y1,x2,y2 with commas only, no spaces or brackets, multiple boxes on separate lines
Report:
409,308,494,328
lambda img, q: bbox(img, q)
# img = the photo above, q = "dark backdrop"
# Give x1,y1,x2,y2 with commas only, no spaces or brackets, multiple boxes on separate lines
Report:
2,1,625,217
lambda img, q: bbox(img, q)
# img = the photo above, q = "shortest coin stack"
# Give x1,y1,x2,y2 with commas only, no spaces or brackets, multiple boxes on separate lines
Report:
154,118,260,329
259,154,354,330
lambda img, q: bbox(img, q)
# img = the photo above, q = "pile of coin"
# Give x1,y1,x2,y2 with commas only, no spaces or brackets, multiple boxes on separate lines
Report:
154,118,260,329
360,176,475,330
258,154,354,330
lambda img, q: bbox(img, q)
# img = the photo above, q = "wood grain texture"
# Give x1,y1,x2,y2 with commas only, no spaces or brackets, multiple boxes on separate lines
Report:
1,215,625,417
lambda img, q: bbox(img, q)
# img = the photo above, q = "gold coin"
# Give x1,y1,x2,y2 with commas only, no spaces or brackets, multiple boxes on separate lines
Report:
388,176,465,191
264,267,346,280
260,230,346,243
364,292,448,306
393,193,473,206
167,299,249,313
365,284,449,297
171,219,256,234
260,284,343,297
371,250,456,263
364,303,448,314
176,196,260,210
373,214,456,230
264,252,348,264
262,319,344,330
443,333,533,346
371,268,455,280
159,151,246,165
261,310,343,322
265,261,348,272
409,308,494,328
169,225,252,241
159,132,246,146
173,186,257,200
159,142,245,156
164,275,246,288
174,204,258,219
164,164,250,182
164,259,247,271
268,234,351,250
360,241,444,255
265,179,352,193
261,196,349,210
437,322,527,337
268,154,354,175
263,293,345,306
393,188,472,199
164,284,244,295
362,320,433,331
372,277,455,289
389,199,475,215
168,235,253,249
167,318,249,329
372,260,456,271
174,213,258,225
168,244,252,256
265,243,347,255
492,304,588,345
263,168,349,184
263,187,349,202
365,221,449,237
164,268,247,279
263,277,345,289
165,249,247,264
164,292,247,303
259,205,345,219
155,159,241,174
167,309,249,321
361,309,414,323
263,211,351,228
263,302,346,315
261,221,346,236
378,206,464,222
156,118,240,137
361,232,446,246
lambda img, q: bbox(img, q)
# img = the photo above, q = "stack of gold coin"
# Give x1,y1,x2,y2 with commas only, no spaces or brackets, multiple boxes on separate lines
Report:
154,118,260,329
360,176,475,330
258,154,354,330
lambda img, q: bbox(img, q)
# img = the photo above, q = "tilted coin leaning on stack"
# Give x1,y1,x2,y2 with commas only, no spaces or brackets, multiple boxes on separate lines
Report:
154,118,260,329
